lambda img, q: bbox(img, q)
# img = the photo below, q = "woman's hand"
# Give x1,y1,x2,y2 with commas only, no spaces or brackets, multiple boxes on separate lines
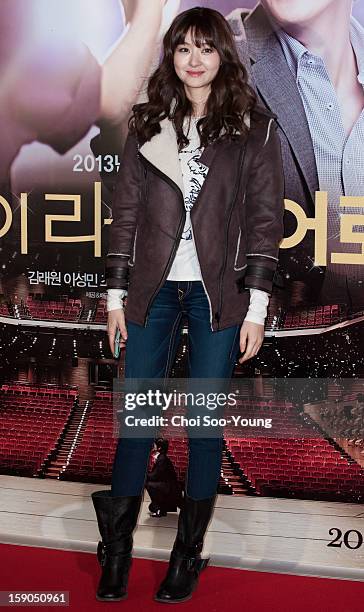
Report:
107,308,128,355
238,320,264,364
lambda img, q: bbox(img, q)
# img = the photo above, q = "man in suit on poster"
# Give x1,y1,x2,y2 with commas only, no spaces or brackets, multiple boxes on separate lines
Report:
226,1,364,311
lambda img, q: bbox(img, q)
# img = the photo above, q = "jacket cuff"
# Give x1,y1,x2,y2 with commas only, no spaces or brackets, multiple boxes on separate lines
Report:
240,255,278,295
105,254,130,290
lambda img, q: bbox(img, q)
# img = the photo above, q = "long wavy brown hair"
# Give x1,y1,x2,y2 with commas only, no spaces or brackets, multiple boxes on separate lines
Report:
130,7,256,150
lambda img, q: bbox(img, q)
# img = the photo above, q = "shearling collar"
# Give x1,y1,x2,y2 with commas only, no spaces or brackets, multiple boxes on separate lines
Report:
139,113,250,193
139,117,184,193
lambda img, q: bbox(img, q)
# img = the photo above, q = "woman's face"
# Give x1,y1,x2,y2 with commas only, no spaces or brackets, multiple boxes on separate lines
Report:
173,28,221,93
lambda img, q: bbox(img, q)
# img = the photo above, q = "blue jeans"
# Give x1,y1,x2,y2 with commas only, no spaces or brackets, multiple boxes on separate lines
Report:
111,280,241,500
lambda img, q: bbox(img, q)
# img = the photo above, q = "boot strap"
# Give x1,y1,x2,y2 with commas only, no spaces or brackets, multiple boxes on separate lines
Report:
186,556,210,572
97,540,132,566
171,548,210,573
174,538,203,558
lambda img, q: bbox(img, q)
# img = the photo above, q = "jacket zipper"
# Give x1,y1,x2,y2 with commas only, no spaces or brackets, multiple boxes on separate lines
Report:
216,148,246,330
233,194,247,272
138,151,186,327
128,228,137,267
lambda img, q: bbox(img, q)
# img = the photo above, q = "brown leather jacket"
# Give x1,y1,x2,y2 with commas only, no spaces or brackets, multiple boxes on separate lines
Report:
105,106,284,332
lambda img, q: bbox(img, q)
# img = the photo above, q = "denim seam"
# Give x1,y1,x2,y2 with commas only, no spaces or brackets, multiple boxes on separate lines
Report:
185,437,224,499
164,312,183,378
183,281,193,298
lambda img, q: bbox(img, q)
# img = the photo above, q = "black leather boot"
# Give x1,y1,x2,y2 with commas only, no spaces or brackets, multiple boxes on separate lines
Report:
91,490,142,602
155,494,216,603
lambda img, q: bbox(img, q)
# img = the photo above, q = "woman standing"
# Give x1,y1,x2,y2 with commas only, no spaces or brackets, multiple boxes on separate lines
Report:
92,6,284,604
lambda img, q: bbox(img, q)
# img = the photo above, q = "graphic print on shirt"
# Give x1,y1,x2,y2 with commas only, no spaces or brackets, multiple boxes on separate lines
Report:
179,147,209,241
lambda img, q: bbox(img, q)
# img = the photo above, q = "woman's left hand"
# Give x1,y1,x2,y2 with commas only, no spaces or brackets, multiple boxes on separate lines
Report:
238,321,264,364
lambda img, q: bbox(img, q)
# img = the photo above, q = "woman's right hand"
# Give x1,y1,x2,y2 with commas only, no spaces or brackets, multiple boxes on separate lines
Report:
107,308,128,355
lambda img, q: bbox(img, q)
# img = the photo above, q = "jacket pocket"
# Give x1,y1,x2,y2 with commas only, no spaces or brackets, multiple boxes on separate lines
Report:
128,228,138,267
233,227,247,272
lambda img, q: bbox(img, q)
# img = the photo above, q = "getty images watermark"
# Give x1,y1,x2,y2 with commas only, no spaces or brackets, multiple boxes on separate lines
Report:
111,378,277,438
122,389,272,429
109,377,364,439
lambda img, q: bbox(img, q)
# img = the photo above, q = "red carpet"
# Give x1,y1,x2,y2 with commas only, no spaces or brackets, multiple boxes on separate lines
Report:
0,543,363,612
